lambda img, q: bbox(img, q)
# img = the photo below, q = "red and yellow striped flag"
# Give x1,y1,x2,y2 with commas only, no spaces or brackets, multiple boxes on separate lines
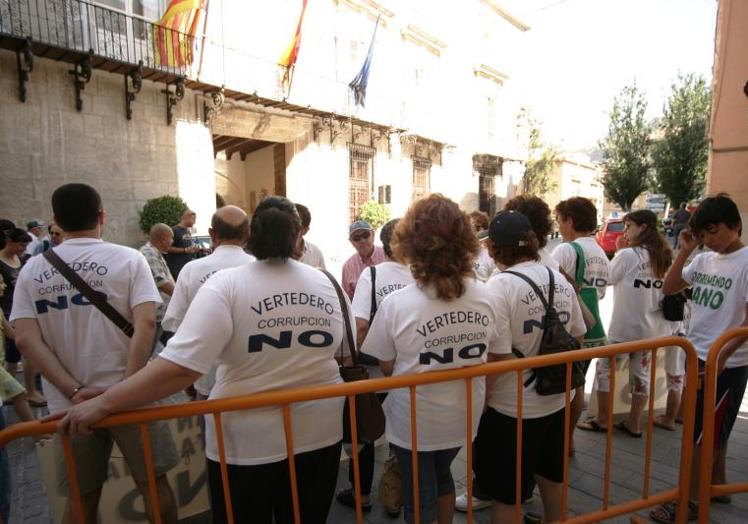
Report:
154,0,207,68
279,0,308,97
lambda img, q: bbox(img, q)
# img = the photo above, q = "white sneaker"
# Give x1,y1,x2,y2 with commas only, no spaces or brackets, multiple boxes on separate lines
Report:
455,492,491,512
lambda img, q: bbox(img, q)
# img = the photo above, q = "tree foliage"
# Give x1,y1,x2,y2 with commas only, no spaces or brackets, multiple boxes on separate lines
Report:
138,195,188,234
599,84,651,211
651,74,710,207
357,201,391,230
519,111,558,196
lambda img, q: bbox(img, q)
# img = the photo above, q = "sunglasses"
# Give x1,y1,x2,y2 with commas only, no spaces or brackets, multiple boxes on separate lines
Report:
350,232,371,242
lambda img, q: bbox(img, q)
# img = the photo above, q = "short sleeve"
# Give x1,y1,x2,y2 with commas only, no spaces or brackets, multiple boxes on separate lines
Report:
159,281,233,374
130,255,162,308
681,254,701,285
360,300,396,361
161,273,190,332
608,248,638,286
552,243,576,276
351,268,373,321
9,266,35,322
488,280,512,356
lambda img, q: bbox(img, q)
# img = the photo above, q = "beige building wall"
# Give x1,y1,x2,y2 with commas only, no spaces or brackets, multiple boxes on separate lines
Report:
708,0,748,239
542,156,605,223
0,49,214,246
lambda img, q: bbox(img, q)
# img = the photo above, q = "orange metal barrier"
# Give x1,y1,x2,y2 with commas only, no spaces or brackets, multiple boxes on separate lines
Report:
0,336,699,524
697,326,748,524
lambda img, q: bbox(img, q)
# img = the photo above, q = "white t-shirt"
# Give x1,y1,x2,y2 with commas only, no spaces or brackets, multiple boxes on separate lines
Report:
161,245,255,395
552,237,610,299
473,243,497,282
486,262,586,418
361,279,495,451
10,238,161,412
351,261,414,321
159,258,352,465
607,247,671,342
299,240,326,270
682,247,748,366
539,247,560,271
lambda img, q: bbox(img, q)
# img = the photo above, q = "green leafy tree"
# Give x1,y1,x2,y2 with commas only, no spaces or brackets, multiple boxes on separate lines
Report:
519,110,558,195
357,201,391,230
652,74,711,207
139,195,188,234
599,84,651,211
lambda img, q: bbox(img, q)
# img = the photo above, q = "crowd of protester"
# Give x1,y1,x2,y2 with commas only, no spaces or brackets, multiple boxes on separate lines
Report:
0,183,746,524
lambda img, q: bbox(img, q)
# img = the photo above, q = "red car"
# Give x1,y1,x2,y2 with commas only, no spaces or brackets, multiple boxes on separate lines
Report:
596,218,625,258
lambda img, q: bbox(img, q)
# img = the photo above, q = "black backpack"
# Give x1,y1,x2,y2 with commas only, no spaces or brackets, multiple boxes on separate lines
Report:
503,267,585,395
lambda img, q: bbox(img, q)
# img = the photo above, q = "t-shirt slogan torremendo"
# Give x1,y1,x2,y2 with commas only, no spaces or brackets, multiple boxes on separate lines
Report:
159,258,352,465
361,279,497,451
682,247,748,367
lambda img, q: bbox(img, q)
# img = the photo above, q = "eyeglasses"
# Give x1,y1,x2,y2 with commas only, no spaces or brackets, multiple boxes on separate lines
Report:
350,232,370,242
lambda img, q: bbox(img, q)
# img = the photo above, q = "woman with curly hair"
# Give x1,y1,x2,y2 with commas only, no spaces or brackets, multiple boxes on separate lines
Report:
361,194,498,524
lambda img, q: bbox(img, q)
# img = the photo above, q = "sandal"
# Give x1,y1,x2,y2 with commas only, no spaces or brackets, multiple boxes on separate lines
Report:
653,415,676,431
615,420,642,438
576,417,607,432
649,500,698,523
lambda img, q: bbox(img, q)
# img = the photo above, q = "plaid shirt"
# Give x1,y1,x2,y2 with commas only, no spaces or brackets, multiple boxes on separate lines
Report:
139,242,174,321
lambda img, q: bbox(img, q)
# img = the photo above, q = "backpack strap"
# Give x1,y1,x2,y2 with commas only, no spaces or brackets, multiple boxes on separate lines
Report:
502,269,549,310
570,241,586,285
369,265,377,323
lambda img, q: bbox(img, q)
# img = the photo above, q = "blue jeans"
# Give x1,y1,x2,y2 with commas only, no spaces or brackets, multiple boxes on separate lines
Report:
392,444,460,524
0,409,11,524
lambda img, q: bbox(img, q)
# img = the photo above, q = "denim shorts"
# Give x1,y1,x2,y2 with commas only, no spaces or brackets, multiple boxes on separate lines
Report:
392,444,460,524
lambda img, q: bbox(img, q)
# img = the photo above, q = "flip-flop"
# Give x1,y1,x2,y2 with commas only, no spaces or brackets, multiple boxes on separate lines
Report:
615,420,642,438
649,501,698,523
653,416,676,431
576,417,607,432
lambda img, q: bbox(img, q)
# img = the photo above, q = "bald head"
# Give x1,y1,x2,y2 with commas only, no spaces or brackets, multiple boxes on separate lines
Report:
211,205,249,245
149,223,174,252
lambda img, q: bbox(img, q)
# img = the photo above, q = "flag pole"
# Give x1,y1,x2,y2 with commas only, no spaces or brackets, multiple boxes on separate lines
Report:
196,0,210,81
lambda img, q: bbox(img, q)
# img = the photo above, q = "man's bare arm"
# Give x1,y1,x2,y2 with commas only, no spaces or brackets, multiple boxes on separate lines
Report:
124,302,157,377
355,318,369,351
159,281,175,296
14,318,82,399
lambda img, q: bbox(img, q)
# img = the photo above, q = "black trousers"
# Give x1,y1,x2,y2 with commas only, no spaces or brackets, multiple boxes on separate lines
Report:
207,441,342,524
347,441,375,494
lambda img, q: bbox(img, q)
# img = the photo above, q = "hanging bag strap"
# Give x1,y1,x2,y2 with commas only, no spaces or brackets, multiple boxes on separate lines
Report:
319,269,357,366
369,265,378,323
43,249,134,338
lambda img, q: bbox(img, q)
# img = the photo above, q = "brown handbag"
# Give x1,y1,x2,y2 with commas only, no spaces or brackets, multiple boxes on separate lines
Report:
320,269,385,443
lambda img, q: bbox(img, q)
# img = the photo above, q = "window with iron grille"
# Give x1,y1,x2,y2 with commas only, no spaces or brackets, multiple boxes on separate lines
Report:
412,157,431,202
348,143,375,223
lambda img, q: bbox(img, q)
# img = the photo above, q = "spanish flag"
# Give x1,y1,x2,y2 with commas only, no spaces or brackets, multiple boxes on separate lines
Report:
154,0,207,68
279,0,308,98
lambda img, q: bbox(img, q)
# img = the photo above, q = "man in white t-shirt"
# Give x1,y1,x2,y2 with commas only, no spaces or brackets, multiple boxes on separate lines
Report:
11,184,178,524
162,205,254,398
651,194,748,523
475,211,586,523
337,219,414,512
294,203,326,269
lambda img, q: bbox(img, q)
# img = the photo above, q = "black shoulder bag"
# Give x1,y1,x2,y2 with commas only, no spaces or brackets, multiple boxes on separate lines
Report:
43,249,134,337
503,267,585,395
319,269,385,443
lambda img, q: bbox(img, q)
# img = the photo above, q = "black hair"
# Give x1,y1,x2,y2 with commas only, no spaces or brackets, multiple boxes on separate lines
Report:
504,195,553,248
248,197,301,260
689,193,742,235
0,227,32,250
380,219,400,259
52,183,102,232
211,214,249,242
0,220,14,235
295,203,311,228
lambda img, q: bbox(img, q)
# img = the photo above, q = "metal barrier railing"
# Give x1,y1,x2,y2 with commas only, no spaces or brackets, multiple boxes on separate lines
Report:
0,336,699,524
697,326,748,524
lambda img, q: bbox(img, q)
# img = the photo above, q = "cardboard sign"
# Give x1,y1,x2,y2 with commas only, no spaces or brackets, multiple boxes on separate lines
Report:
36,414,209,523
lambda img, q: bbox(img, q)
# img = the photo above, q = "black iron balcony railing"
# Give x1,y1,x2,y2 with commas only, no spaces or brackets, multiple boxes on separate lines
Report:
0,0,195,75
